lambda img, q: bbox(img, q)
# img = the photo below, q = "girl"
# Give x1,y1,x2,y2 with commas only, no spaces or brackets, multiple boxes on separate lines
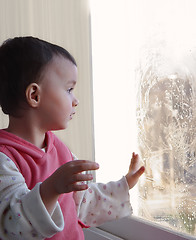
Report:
0,36,145,239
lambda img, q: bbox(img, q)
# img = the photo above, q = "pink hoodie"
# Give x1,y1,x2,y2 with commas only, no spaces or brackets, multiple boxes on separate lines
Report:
0,129,86,240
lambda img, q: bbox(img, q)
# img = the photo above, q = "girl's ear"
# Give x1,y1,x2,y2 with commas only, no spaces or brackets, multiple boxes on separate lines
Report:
26,83,41,107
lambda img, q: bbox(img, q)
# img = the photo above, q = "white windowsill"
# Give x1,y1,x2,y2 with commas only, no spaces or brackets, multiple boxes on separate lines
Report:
84,216,195,240
83,227,124,240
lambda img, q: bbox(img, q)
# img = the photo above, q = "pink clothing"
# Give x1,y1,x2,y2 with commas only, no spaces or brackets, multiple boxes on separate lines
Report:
0,130,85,240
0,129,132,240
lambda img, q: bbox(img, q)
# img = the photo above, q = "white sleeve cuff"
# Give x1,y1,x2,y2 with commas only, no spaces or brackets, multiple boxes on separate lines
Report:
22,183,64,238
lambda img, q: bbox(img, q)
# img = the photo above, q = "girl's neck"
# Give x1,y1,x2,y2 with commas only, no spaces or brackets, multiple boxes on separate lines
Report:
6,115,46,149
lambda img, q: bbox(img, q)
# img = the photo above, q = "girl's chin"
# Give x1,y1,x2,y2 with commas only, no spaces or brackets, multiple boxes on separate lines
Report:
50,124,69,131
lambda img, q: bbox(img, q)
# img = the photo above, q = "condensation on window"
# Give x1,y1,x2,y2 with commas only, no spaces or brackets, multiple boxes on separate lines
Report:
136,44,196,236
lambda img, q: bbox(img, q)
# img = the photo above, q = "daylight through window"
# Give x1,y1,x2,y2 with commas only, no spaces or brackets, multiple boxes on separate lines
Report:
90,0,196,237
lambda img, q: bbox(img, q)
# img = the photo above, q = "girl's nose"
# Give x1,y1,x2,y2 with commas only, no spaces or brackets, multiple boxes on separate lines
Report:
73,97,79,107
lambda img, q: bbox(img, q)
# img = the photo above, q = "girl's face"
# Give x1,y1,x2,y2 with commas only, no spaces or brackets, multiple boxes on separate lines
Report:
38,55,79,131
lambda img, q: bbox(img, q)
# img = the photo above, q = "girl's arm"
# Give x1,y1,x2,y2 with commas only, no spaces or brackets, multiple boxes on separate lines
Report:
74,176,132,227
0,152,64,240
73,152,144,227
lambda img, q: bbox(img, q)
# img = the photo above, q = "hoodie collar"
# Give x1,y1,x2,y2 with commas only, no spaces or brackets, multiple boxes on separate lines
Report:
0,130,54,160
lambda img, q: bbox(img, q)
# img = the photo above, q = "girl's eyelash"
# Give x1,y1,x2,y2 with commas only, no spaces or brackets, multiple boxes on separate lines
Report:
67,88,73,93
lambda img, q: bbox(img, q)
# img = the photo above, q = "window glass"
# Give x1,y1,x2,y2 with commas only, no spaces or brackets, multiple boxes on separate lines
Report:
90,0,196,237
137,46,196,235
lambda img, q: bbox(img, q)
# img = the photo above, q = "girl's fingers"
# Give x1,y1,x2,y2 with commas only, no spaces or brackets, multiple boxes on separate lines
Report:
126,166,145,189
69,160,99,174
73,173,93,182
70,183,89,192
129,153,139,171
133,166,145,180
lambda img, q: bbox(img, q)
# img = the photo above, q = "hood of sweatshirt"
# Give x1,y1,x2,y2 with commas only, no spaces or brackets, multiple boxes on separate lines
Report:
0,129,55,162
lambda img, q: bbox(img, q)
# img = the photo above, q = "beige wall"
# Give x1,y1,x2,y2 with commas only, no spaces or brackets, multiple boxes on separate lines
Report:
0,0,95,161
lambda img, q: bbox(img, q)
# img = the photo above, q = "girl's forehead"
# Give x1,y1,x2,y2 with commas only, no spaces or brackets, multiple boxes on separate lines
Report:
50,55,76,70
40,55,77,84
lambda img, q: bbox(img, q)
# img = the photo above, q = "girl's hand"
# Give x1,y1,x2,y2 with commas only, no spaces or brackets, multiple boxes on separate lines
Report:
40,160,99,214
125,152,145,189
49,160,99,194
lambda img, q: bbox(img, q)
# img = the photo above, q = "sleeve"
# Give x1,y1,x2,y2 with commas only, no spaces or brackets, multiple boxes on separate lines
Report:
74,177,132,227
72,161,132,228
0,152,64,240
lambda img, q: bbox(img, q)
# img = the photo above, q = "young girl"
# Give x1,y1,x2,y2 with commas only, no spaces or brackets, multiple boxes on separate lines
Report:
0,36,145,240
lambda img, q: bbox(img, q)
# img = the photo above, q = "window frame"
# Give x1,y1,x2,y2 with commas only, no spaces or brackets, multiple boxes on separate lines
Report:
83,227,124,240
96,216,195,240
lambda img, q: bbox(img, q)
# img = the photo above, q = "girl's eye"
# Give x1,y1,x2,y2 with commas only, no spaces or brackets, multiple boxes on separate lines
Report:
67,88,73,94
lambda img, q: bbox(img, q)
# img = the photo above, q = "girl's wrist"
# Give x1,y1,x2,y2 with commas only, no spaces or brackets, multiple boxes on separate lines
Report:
40,177,60,215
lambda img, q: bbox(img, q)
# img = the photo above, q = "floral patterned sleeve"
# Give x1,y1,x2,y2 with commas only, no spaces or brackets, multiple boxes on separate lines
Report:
72,153,133,227
0,152,64,240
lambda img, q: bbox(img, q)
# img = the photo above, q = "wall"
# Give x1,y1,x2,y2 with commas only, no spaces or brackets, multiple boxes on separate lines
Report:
0,0,94,161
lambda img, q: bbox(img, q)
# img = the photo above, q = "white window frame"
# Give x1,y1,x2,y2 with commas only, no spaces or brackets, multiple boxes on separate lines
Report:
83,227,124,240
84,216,195,240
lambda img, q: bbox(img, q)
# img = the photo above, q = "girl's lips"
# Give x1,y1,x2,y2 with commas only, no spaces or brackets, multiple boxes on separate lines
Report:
70,112,76,119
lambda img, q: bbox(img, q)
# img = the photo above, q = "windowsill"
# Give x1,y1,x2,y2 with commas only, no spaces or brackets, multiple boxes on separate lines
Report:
96,216,195,240
83,227,124,240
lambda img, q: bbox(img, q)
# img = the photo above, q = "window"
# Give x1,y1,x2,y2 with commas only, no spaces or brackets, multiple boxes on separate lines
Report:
90,0,196,238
